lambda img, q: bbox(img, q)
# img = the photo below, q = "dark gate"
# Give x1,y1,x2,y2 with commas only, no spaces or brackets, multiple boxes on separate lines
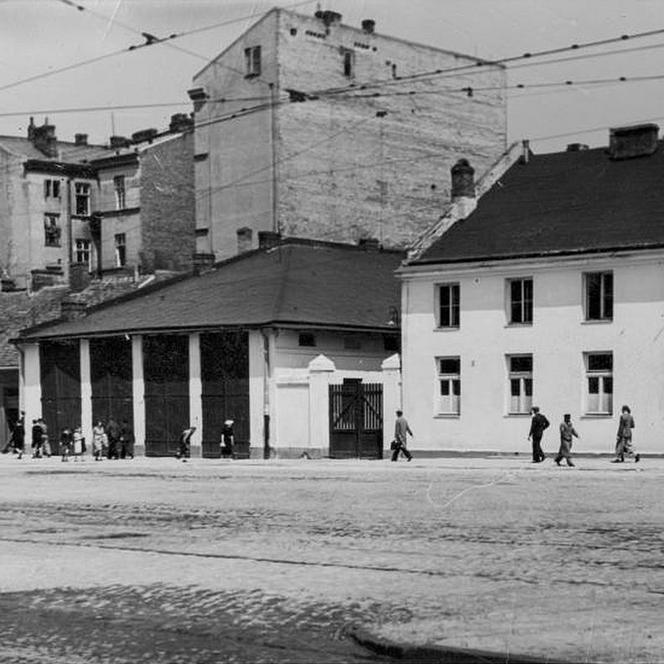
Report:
200,331,250,458
90,337,133,430
143,335,189,456
329,380,383,459
40,340,81,439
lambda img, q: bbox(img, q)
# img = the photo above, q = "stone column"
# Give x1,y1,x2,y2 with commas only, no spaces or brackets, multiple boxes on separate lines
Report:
308,354,335,457
131,335,145,455
188,332,203,457
80,339,93,447
21,343,41,430
381,353,402,451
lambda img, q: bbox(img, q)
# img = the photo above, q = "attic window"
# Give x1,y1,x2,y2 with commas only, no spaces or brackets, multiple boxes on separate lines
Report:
298,332,316,347
244,45,261,78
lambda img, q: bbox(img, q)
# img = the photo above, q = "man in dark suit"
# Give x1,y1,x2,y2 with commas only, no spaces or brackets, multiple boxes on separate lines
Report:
528,406,550,463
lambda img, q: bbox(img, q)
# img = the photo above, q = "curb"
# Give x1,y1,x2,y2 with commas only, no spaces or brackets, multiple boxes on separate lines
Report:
346,625,587,664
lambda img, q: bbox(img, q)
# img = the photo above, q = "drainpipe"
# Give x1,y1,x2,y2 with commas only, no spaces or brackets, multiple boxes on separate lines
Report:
269,82,279,234
65,177,73,282
261,328,271,459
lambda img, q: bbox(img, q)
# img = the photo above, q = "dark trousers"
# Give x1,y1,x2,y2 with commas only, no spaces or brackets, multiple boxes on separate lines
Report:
391,441,412,462
531,435,545,461
107,437,119,459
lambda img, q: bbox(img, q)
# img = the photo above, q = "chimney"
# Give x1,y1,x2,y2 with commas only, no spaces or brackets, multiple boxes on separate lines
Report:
358,237,380,252
237,227,253,254
450,158,476,219
30,119,58,158
131,128,158,144
27,117,36,141
110,135,131,149
258,231,281,249
609,123,659,160
60,299,87,321
187,87,208,112
74,133,88,146
566,142,589,152
192,252,215,274
169,113,193,133
520,139,531,164
361,19,375,34
315,9,342,26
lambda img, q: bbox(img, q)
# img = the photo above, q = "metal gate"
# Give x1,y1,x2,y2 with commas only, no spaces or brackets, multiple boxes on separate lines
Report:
329,379,382,459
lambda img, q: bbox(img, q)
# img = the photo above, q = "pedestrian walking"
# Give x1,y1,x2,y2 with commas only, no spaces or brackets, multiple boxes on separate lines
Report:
106,417,120,460
391,410,413,462
555,414,579,467
220,419,234,458
13,413,25,459
176,426,196,461
72,426,85,461
31,418,43,458
40,418,52,457
528,406,549,463
92,420,105,461
613,405,639,463
119,420,134,459
59,427,73,462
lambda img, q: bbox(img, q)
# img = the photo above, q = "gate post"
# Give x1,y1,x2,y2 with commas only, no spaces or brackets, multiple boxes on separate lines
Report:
188,332,202,457
308,354,335,457
20,343,41,434
80,339,93,449
131,335,145,455
381,353,401,452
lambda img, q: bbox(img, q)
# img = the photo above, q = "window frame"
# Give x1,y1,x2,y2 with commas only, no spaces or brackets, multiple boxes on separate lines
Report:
113,175,126,210
584,351,613,415
43,213,61,247
437,282,460,329
342,48,355,77
74,238,91,268
507,277,533,325
244,45,261,78
44,178,60,199
74,182,91,216
506,354,533,415
436,356,461,416
114,232,127,267
584,271,613,321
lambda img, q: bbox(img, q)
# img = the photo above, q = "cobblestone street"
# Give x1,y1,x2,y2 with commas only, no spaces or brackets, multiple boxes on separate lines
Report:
0,454,662,663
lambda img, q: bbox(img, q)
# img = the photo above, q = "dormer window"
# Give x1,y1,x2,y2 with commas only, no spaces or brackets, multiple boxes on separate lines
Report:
245,45,261,78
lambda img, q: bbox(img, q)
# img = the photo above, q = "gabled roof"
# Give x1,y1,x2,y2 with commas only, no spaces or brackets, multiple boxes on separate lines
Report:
0,136,109,163
17,240,404,341
413,141,664,265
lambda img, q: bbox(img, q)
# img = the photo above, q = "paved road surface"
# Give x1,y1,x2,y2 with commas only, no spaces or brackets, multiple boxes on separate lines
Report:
0,454,661,663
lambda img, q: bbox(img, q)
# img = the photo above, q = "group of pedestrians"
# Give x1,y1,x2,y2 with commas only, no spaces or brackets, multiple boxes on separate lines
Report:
527,404,639,466
92,418,135,460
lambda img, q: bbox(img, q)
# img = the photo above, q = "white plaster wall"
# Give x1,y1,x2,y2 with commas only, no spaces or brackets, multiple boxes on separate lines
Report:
401,254,664,455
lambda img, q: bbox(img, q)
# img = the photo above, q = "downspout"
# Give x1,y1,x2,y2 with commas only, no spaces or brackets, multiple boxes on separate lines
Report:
261,328,271,459
65,177,73,282
269,82,279,233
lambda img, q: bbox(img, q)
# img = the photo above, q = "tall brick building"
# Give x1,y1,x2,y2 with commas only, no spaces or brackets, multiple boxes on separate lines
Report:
190,7,507,260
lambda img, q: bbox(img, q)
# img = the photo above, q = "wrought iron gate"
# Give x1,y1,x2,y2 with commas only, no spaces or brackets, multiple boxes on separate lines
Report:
329,379,382,459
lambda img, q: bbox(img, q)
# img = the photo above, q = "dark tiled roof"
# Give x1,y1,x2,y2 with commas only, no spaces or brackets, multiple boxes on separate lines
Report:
415,142,664,264
17,242,404,341
0,136,109,163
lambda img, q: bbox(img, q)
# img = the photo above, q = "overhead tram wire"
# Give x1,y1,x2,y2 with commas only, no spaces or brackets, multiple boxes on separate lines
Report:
1,0,315,95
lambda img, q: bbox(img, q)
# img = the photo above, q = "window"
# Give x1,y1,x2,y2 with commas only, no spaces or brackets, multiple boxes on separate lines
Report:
75,239,91,267
342,48,355,77
244,45,261,77
508,278,533,324
44,179,60,199
585,352,613,414
585,271,613,321
437,283,460,328
298,332,316,347
74,182,91,216
507,355,533,414
114,175,126,209
114,233,126,267
437,357,460,415
43,214,61,247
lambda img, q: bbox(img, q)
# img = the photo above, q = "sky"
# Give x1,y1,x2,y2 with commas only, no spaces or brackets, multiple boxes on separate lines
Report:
2,0,664,154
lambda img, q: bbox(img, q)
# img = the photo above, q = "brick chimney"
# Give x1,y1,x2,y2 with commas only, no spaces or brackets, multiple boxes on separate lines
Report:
609,124,659,160
567,142,589,152
74,133,88,146
110,135,131,149
450,158,476,219
60,299,87,320
358,237,380,252
361,19,375,34
29,118,58,158
315,9,342,26
169,113,194,133
237,227,253,254
258,231,281,249
131,128,158,144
